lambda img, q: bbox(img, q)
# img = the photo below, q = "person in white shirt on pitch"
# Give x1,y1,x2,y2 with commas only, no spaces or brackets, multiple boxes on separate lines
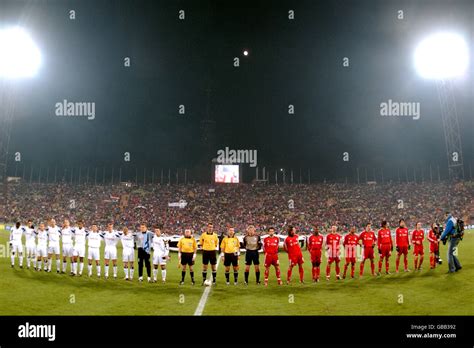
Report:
72,220,87,276
35,223,49,271
152,227,170,283
23,219,37,270
9,222,25,268
103,222,120,279
87,224,103,277
61,219,75,274
120,227,136,280
46,219,62,273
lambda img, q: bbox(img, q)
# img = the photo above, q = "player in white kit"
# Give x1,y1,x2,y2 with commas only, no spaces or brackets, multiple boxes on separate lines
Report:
152,227,170,283
9,222,25,268
61,219,75,274
87,224,103,277
72,220,88,276
46,219,62,273
103,223,120,279
23,220,37,270
35,223,49,271
119,227,136,280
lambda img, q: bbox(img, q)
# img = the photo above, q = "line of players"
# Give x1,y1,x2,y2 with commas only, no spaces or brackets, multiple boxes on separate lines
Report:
172,219,441,285
8,218,441,285
8,219,170,282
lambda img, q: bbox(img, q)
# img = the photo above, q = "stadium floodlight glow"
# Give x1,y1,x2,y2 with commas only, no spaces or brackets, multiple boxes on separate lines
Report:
414,32,468,80
0,26,41,79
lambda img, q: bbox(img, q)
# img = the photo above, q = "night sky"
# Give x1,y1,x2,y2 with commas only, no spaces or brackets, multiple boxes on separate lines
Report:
2,0,473,181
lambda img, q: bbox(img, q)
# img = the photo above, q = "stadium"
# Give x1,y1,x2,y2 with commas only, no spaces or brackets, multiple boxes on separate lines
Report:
0,0,473,345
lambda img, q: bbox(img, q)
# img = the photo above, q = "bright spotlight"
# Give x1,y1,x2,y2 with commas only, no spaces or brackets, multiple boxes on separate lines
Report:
0,27,41,79
414,32,468,79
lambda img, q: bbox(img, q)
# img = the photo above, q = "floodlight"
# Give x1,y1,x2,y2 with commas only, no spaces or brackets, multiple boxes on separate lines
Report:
0,26,41,79
414,32,468,79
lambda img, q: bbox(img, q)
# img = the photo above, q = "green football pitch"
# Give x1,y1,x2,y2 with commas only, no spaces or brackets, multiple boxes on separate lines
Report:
0,229,472,316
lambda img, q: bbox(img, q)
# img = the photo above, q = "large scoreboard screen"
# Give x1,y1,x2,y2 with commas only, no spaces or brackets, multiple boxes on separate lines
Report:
215,165,239,183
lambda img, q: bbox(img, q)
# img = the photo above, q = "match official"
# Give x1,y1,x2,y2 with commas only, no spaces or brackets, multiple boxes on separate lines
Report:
220,227,240,285
199,222,219,285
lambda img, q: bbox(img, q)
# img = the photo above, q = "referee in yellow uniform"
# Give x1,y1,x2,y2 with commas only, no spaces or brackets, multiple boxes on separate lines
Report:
220,227,241,285
199,222,219,285
178,229,197,285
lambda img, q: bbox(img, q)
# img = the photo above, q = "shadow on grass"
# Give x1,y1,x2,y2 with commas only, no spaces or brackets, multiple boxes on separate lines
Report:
10,269,202,296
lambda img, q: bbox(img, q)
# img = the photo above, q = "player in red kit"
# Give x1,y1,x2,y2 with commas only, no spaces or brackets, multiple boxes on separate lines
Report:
325,225,342,280
263,227,282,286
411,222,425,271
358,223,376,277
395,219,410,273
306,226,324,282
342,226,359,279
427,223,440,269
284,226,304,284
377,221,393,275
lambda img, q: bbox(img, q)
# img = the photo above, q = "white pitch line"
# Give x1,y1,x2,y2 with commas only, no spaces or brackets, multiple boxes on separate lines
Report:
193,256,220,316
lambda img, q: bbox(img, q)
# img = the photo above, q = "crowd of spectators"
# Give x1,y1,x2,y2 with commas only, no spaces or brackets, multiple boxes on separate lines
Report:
3,181,473,234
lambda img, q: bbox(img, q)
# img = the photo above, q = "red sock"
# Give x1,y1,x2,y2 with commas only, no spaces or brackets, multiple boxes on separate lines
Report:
404,257,408,270
276,268,281,279
378,259,382,273
419,257,423,268
360,262,365,276
414,259,418,269
264,268,269,281
386,260,390,273
335,262,340,276
287,268,292,281
326,264,331,277
343,264,348,277
316,267,320,279
370,261,375,275
351,263,355,277
298,265,304,281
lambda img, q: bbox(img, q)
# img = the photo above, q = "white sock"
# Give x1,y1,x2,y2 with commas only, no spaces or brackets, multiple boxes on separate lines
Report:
44,260,48,270
63,261,67,272
11,255,15,266
130,268,134,279
88,264,92,275
56,260,60,271
33,258,37,268
162,269,167,281
72,262,76,274
105,265,109,277
27,256,31,267
79,262,84,274
124,267,129,278
113,266,117,277
48,259,52,271
153,269,158,280
19,255,23,266
97,265,101,276
37,260,42,269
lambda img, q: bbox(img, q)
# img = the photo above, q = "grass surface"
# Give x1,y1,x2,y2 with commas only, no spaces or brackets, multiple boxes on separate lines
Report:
0,229,472,315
